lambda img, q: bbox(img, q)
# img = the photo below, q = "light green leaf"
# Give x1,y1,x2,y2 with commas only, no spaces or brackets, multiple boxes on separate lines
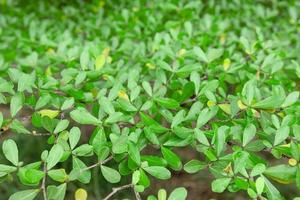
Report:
161,146,182,171
274,126,290,146
99,96,115,115
255,176,265,195
54,120,69,134
10,93,24,117
281,91,299,107
2,139,19,166
211,178,231,193
69,127,81,149
46,144,64,170
168,187,187,200
128,141,141,165
143,166,171,180
9,189,39,200
242,124,256,147
61,97,74,110
183,160,206,173
155,98,179,109
70,108,101,125
101,165,121,183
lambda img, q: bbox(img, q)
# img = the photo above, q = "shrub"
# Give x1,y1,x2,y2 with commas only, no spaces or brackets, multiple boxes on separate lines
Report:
1,0,300,200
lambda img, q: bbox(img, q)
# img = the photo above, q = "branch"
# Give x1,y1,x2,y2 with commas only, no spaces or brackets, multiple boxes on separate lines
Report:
134,188,142,200
81,155,113,172
103,184,133,200
41,162,48,200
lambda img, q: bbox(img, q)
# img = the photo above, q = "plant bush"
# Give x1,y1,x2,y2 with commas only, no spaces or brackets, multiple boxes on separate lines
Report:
1,0,300,199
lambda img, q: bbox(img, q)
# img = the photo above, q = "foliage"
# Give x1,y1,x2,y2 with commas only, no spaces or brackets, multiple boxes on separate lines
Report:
1,0,300,199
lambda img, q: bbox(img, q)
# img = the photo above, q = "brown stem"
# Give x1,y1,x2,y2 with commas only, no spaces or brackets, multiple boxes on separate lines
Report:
41,162,48,200
81,155,113,172
103,184,133,200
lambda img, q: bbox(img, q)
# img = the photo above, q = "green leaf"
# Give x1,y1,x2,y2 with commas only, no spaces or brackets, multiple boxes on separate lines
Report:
72,144,93,157
47,183,67,200
101,165,121,183
132,170,140,185
193,46,208,63
215,126,229,156
183,159,206,173
35,94,51,110
10,92,24,117
262,175,282,200
69,127,81,150
46,144,64,170
194,129,210,146
0,164,17,173
274,126,290,146
211,178,231,193
171,110,186,128
128,141,141,165
0,111,3,128
196,107,218,128
242,124,256,147
263,164,296,184
112,134,128,154
99,96,115,115
70,108,101,125
252,86,285,109
61,97,74,110
154,98,179,109
255,176,265,195
48,169,68,182
281,91,299,107
143,166,171,180
296,166,300,189
142,81,152,96
167,187,187,200
158,189,167,200
72,157,91,184
251,163,266,177
54,119,69,134
9,189,39,200
2,139,19,166
161,147,182,171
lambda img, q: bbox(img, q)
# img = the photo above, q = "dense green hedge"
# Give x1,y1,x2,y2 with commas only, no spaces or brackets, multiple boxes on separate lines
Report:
1,0,300,199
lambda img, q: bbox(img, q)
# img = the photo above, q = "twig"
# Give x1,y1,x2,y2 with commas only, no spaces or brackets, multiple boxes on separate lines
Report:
41,162,48,200
81,156,113,172
134,188,142,200
103,184,133,200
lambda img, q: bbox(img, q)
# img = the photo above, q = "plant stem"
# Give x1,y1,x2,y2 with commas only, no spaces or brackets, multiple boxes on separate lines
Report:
41,162,48,200
102,184,133,200
81,155,113,172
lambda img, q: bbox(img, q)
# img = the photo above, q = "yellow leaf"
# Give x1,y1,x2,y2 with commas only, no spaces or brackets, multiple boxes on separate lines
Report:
118,90,129,101
219,103,231,115
280,143,290,148
177,49,186,57
220,34,226,45
95,47,110,70
223,162,233,174
237,100,247,110
223,58,231,71
288,158,297,166
146,63,156,69
251,109,260,118
47,48,55,55
266,109,276,113
278,112,285,118
45,66,52,76
75,188,88,200
207,100,216,107
38,110,60,119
